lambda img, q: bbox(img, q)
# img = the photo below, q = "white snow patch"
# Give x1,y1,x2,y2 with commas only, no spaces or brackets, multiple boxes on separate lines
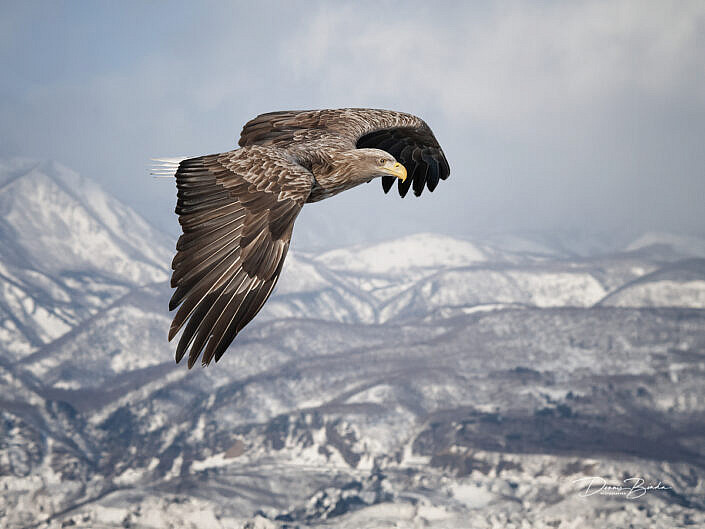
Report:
450,482,496,508
53,380,83,390
113,467,144,486
318,233,486,275
191,453,233,472
462,303,515,314
506,270,606,307
164,455,183,481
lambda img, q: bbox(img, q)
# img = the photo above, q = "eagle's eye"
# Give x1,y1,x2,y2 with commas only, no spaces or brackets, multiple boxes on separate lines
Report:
379,158,386,165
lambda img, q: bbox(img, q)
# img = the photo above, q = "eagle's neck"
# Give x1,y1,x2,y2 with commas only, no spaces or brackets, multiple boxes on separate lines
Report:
305,150,371,203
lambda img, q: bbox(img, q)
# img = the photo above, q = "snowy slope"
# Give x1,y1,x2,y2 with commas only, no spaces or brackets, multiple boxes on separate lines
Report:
380,266,607,322
599,259,705,308
317,233,487,276
603,279,705,308
0,159,170,283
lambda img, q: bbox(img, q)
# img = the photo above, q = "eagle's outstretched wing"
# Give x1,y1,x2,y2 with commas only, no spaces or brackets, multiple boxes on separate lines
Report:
168,146,312,367
238,108,451,198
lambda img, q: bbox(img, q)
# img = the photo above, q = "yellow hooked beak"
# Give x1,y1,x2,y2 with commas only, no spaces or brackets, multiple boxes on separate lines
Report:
382,160,407,182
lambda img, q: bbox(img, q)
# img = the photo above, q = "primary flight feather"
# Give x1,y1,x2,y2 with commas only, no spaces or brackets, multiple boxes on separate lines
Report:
153,108,450,368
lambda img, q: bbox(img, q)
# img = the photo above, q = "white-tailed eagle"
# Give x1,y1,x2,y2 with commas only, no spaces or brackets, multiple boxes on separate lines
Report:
152,108,450,368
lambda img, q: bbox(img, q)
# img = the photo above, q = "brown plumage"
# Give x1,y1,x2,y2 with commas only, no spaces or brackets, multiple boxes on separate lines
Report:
156,108,450,368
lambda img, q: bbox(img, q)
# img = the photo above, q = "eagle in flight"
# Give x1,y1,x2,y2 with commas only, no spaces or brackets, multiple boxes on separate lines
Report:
152,109,450,368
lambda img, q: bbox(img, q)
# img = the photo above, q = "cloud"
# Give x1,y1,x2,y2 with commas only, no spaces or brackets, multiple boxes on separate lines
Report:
275,1,705,239
282,1,705,135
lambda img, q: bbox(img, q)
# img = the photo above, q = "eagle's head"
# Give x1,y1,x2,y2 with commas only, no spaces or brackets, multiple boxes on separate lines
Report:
354,149,407,182
333,149,407,184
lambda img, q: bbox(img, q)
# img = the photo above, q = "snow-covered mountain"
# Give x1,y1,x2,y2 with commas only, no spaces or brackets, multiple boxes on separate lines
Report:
1,159,705,529
0,159,171,362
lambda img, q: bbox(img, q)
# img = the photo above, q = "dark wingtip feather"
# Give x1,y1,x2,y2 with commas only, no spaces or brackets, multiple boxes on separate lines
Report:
188,351,199,369
397,173,413,197
175,345,186,364
168,291,182,312
424,155,440,192
201,349,213,367
381,175,395,193
439,153,451,180
168,321,180,342
412,164,427,197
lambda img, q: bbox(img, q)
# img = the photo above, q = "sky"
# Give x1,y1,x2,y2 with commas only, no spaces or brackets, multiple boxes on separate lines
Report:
1,0,704,249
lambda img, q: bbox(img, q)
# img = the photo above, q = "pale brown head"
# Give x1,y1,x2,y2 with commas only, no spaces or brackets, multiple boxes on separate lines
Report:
330,148,407,185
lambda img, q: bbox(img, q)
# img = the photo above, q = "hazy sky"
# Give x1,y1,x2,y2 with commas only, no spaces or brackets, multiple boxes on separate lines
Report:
2,1,704,248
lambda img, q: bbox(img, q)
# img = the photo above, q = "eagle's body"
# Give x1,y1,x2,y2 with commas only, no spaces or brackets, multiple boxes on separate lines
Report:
153,108,450,368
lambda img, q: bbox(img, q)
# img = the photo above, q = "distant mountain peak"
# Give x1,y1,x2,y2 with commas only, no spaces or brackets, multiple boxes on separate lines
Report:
317,232,487,275
0,157,172,284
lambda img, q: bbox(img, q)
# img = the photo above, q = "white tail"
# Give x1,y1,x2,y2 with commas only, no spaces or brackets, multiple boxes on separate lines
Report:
150,157,186,178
